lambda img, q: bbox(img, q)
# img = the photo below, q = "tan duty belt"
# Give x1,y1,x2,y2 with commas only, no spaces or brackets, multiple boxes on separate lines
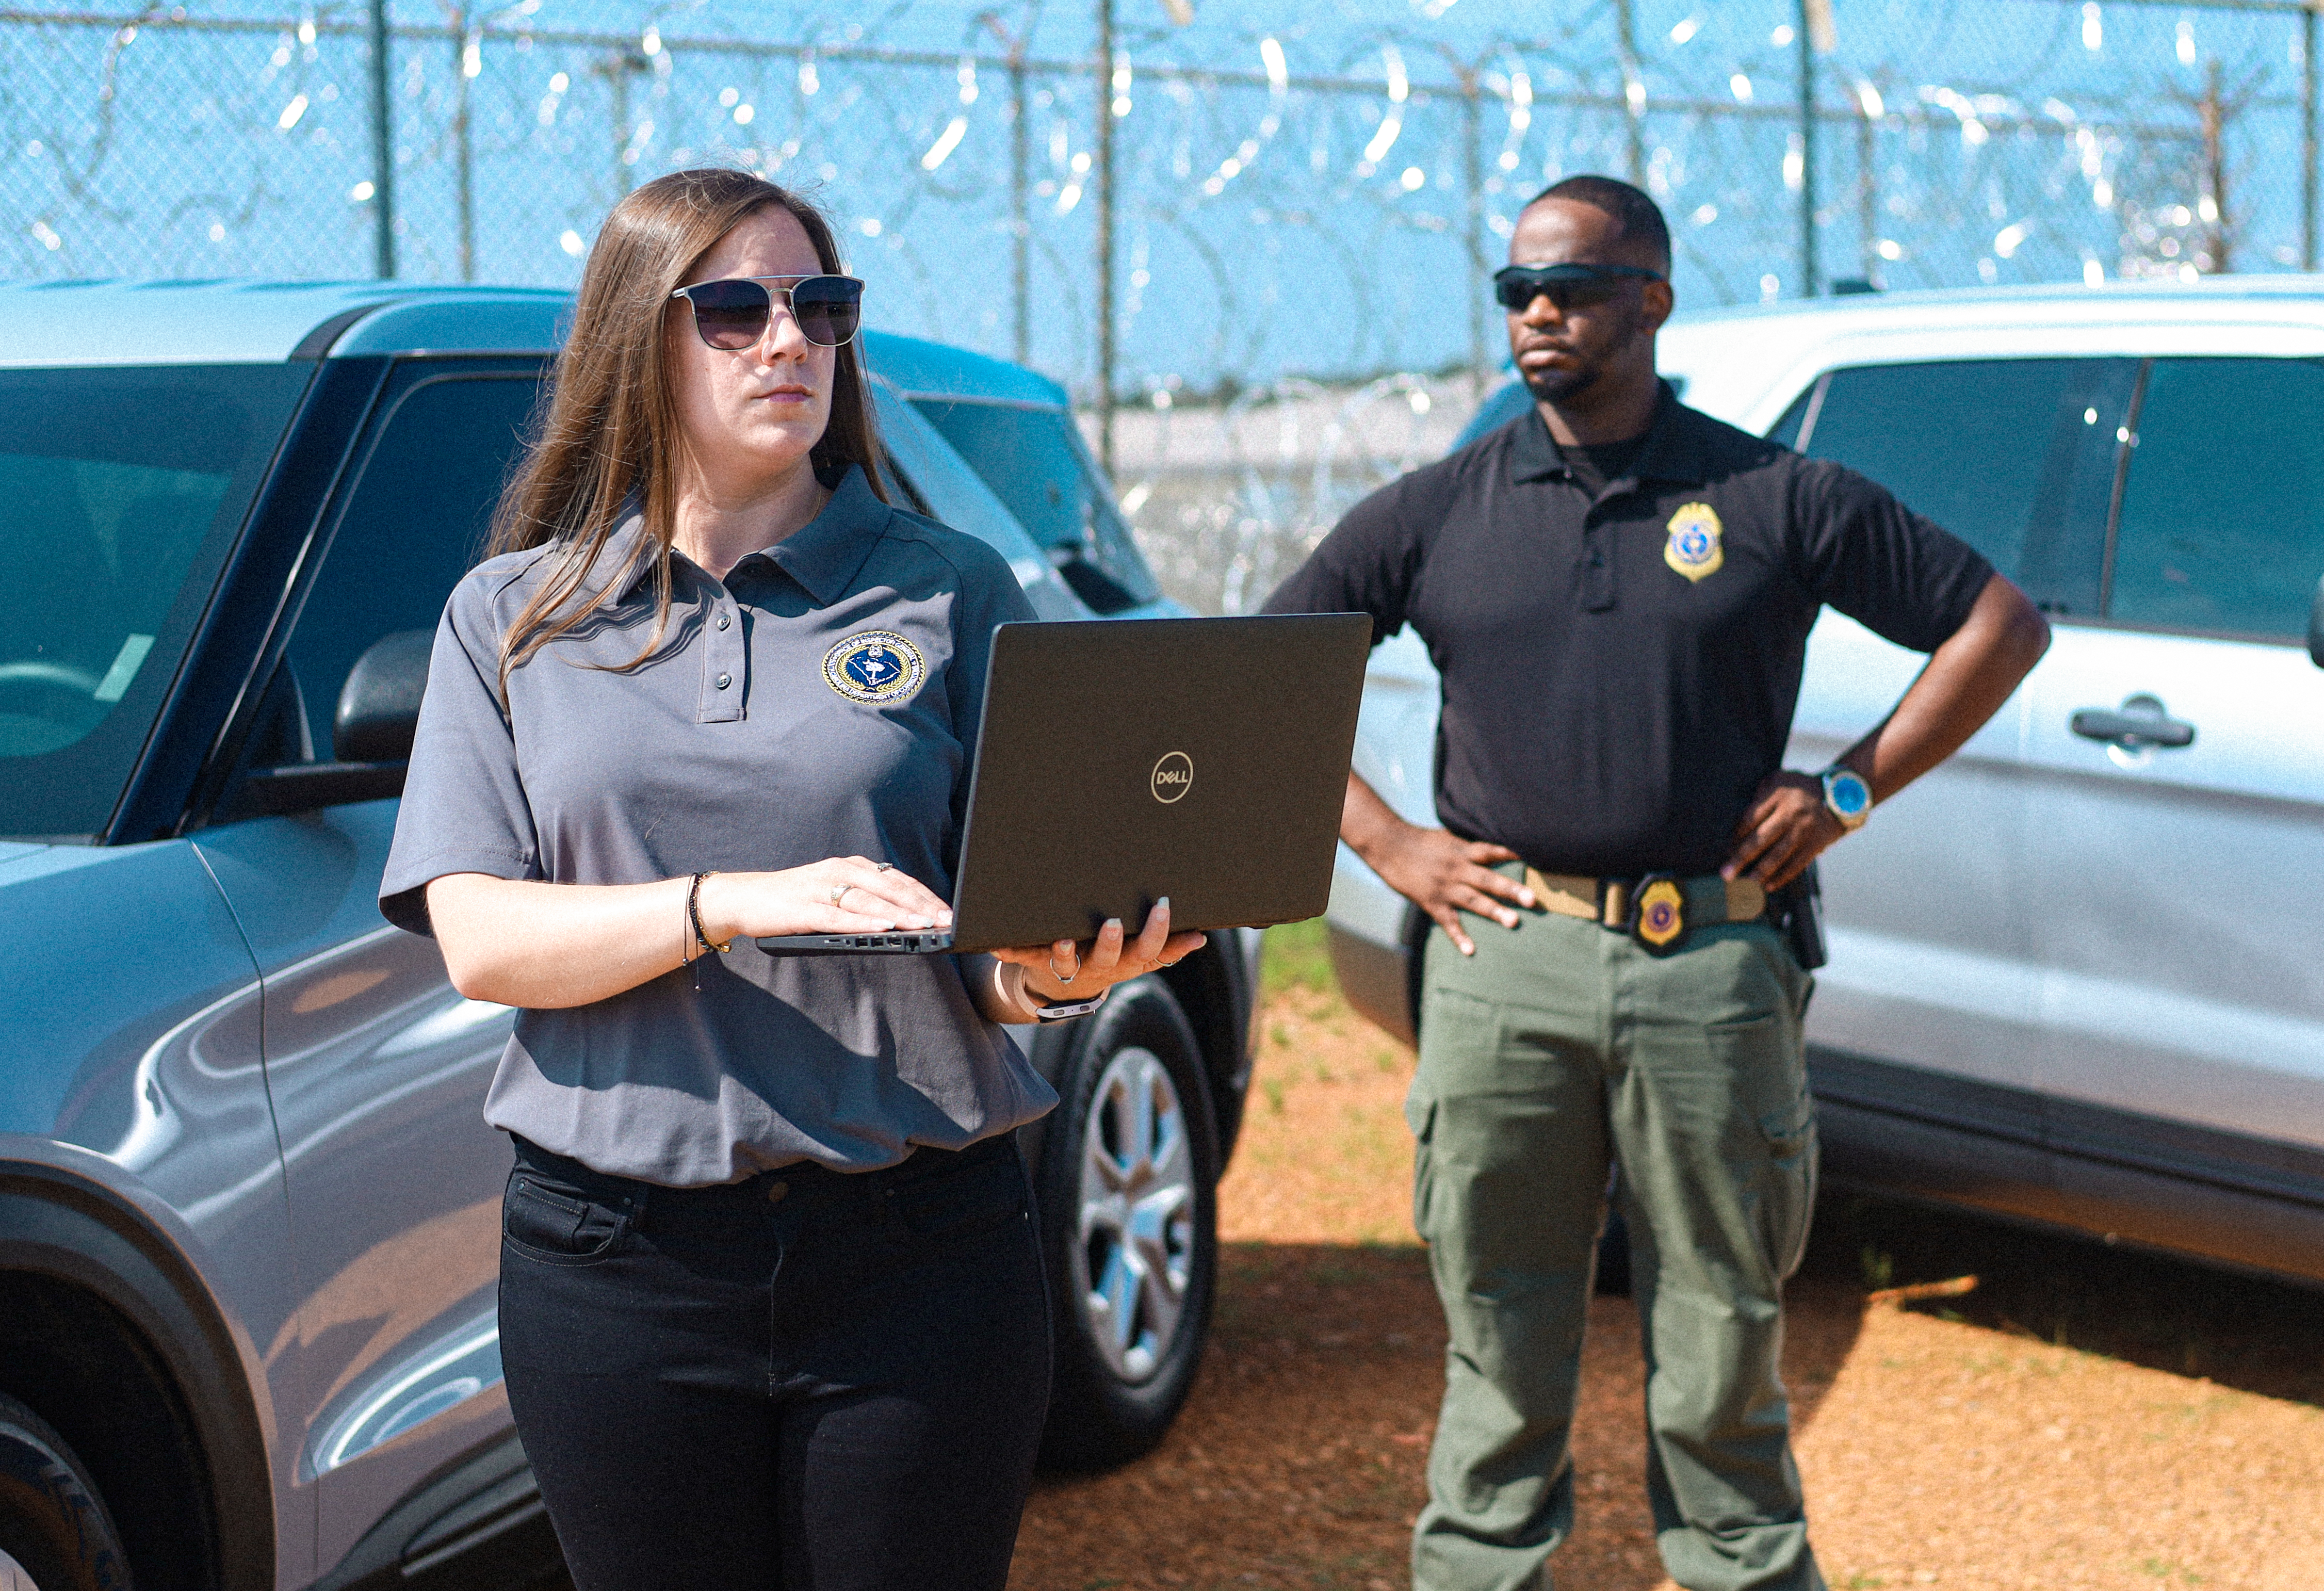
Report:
1524,867,1767,934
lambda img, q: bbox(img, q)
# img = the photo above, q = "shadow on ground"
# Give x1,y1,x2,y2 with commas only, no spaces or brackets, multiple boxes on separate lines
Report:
1802,1188,2324,1407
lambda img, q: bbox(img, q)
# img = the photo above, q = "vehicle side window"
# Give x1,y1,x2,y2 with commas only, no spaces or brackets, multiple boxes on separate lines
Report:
1794,358,2137,616
1766,380,1816,449
909,398,1160,613
285,371,541,758
2109,358,2324,641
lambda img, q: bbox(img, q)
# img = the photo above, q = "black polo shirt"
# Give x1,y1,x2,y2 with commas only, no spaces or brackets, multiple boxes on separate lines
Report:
1262,383,1993,878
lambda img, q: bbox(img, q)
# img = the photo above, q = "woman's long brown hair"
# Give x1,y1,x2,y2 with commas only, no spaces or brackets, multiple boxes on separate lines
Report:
486,168,888,696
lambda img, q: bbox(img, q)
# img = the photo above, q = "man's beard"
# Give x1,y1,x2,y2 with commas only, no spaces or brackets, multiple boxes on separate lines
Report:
1516,303,1640,406
1520,356,1601,405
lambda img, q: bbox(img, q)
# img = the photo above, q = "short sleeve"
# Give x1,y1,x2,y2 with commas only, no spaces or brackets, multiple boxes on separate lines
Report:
1791,459,1996,654
1259,470,1434,645
379,575,543,935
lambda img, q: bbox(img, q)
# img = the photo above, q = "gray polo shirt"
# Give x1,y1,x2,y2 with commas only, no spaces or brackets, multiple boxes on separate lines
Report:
380,466,1056,1186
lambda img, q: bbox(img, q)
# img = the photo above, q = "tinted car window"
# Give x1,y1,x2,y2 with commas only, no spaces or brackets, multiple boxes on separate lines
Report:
909,398,1159,612
1796,359,2136,616
284,371,540,758
0,363,310,838
2109,358,2324,641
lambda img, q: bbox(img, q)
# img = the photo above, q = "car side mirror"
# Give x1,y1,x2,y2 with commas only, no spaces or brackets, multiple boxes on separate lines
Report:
234,630,432,817
334,628,432,762
2310,575,2324,670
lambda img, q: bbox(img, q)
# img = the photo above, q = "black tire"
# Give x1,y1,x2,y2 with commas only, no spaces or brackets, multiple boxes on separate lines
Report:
1034,977,1220,1472
0,1393,132,1591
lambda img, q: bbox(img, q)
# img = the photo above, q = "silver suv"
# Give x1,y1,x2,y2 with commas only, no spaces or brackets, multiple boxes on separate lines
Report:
0,282,1257,1590
1326,279,2324,1288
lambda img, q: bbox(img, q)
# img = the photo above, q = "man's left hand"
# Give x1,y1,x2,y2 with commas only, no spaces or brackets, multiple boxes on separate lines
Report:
1722,771,1846,891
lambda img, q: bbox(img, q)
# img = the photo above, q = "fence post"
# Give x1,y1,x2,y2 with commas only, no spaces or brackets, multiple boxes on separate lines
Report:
1011,49,1030,367
1462,66,1486,404
2305,3,2318,271
599,46,647,197
453,12,475,281
1795,0,1819,297
1858,83,1878,283
1094,0,1117,477
367,0,395,278
611,56,632,196
1616,0,1645,186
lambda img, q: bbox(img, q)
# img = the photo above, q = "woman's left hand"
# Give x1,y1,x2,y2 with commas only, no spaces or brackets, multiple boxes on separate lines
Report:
993,897,1208,1005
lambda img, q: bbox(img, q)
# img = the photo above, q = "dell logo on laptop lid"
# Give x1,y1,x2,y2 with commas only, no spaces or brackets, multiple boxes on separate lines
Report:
1150,751,1194,804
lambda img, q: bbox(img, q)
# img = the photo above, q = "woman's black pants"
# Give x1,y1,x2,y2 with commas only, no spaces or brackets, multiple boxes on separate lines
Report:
497,1131,1053,1591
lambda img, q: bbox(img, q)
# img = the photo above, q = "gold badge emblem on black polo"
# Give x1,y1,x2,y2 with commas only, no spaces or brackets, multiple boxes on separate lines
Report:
1664,501,1724,583
822,629,925,706
1634,876,1687,951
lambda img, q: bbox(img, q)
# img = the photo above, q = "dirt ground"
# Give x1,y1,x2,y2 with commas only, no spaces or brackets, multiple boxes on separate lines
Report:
1008,932,2324,1591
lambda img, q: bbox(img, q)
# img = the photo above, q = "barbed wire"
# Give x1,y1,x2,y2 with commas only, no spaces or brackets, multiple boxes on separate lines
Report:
5,0,2316,611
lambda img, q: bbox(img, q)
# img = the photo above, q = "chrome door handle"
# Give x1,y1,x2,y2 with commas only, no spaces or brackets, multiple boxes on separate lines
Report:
2070,693,2195,749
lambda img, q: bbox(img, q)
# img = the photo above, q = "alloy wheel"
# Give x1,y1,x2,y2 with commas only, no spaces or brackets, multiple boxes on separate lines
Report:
1072,1043,1197,1383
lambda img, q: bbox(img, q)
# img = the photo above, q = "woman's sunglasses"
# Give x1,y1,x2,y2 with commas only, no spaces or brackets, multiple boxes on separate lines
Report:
1492,262,1665,312
670,274,865,350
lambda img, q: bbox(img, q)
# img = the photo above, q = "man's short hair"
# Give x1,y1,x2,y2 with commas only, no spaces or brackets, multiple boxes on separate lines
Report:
1527,175,1671,272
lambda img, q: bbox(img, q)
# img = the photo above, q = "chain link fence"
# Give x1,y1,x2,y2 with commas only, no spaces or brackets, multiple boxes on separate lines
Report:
7,0,2319,611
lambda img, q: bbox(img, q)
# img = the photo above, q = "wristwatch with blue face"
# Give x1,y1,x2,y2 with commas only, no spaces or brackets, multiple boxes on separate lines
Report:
1819,765,1873,831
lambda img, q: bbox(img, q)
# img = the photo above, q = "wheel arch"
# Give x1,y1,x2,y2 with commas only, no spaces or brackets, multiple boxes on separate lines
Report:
1019,936,1254,1182
0,1160,275,1591
1157,929,1256,1168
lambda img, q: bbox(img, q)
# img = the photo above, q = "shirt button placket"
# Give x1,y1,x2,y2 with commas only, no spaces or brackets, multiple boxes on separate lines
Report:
701,595,745,722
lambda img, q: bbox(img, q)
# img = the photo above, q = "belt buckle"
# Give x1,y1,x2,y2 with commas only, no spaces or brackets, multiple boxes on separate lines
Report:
1630,873,1687,953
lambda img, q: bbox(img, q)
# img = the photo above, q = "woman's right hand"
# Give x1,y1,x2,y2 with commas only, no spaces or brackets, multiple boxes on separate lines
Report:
694,857,953,943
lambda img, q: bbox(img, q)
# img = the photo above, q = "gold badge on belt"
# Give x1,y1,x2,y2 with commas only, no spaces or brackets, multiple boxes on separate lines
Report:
1634,877,1687,950
1664,501,1724,583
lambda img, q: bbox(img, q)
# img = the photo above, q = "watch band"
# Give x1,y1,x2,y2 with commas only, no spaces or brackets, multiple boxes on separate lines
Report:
1033,984,1113,1022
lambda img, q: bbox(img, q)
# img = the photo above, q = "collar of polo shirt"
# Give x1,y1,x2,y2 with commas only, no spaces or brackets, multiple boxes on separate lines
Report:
569,463,890,608
1507,378,1711,490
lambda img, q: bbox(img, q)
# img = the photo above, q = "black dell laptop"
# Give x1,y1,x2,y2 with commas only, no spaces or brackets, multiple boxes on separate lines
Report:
756,612,1371,956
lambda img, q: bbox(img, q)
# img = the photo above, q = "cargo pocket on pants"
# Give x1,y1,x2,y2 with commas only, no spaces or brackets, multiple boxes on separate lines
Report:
1757,1090,1817,1282
1406,1095,1438,1243
1712,1012,1817,1284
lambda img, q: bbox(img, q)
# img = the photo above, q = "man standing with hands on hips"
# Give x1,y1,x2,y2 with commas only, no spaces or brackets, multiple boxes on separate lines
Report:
1262,175,2050,1591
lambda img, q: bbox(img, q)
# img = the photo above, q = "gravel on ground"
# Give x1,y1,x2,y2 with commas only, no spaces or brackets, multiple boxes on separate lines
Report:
1009,933,2324,1591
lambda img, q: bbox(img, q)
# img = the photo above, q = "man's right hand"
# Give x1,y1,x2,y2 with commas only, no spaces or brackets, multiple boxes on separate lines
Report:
1341,772,1536,957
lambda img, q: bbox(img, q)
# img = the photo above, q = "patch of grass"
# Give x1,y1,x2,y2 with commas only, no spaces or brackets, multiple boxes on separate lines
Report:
1261,1075,1287,1115
1263,916,1338,997
1839,1575,1888,1590
1860,1245,1895,1291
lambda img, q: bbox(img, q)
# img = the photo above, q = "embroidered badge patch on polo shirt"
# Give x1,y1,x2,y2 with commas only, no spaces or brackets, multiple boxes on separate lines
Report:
1663,501,1725,583
822,630,927,706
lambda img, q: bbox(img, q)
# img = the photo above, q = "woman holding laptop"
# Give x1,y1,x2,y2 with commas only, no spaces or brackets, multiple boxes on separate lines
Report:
379,168,1200,1590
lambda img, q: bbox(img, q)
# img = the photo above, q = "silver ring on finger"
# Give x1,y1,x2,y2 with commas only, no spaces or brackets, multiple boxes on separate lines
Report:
828,882,851,907
874,861,893,872
1049,954,1076,985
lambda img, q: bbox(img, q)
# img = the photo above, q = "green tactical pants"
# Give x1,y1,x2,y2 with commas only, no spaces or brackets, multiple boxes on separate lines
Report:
1407,875,1824,1591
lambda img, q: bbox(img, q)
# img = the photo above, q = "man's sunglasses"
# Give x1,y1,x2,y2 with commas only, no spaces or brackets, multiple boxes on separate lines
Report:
670,274,865,350
1492,262,1665,312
